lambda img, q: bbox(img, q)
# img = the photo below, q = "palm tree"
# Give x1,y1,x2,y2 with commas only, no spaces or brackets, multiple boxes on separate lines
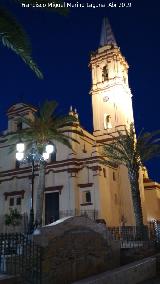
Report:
0,0,67,78
103,123,160,231
10,100,78,227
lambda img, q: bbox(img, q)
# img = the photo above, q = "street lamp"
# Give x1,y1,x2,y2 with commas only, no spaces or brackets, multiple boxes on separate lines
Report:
16,142,25,153
16,141,54,233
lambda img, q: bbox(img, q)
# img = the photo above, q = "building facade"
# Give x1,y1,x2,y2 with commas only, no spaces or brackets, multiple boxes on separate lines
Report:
0,18,159,231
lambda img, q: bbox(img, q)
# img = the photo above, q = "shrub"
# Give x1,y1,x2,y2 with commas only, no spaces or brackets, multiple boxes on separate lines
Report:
5,208,22,227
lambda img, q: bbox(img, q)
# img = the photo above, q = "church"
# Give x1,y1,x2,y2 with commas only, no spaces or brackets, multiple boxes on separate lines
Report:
0,18,160,231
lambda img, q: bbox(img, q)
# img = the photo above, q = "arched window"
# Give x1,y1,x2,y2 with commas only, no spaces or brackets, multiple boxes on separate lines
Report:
102,66,108,81
106,115,110,124
104,114,112,129
17,121,22,131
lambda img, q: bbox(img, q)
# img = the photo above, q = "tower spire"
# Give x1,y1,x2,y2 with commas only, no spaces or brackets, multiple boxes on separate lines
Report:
100,18,117,47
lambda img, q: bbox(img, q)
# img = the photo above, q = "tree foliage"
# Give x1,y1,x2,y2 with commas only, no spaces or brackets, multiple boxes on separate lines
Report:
9,100,79,152
103,123,160,229
5,208,22,227
9,100,80,227
9,100,79,227
103,123,160,170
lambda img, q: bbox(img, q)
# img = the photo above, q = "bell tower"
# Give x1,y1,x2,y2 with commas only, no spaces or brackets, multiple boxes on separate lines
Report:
89,18,134,136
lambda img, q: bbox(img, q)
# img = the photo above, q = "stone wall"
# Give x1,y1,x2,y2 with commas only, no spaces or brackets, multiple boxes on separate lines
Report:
33,216,120,284
72,256,157,284
120,245,156,265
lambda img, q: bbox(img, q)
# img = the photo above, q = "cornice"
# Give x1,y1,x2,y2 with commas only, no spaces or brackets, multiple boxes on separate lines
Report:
0,156,117,183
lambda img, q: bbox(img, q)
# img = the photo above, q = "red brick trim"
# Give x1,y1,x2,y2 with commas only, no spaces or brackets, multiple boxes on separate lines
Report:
143,178,153,183
4,190,25,200
0,157,102,176
45,186,63,193
80,203,93,206
0,139,7,144
144,187,154,190
90,165,102,171
78,183,93,188
0,174,38,183
144,185,160,190
7,105,37,116
67,168,79,174
0,157,117,183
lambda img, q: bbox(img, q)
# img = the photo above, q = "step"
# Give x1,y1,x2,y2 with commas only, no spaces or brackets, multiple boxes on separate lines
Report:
0,274,19,284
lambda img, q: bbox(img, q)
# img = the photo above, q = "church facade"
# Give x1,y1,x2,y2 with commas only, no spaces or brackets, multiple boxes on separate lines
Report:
0,19,159,230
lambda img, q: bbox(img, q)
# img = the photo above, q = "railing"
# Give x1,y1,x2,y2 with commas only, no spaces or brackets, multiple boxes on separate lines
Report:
45,209,99,224
148,221,160,243
59,209,99,221
108,223,160,249
108,226,149,241
0,233,41,284
1,210,99,233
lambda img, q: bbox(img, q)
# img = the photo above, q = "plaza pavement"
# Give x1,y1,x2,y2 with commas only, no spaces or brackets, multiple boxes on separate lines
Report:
140,277,160,283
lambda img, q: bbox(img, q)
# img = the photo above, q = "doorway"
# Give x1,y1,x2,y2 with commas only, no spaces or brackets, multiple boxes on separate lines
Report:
45,192,59,225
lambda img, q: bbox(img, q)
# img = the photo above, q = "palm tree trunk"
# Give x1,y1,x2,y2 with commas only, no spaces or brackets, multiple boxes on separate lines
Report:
35,162,45,227
128,166,144,231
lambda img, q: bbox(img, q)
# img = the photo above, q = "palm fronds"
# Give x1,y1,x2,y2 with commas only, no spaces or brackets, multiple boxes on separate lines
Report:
103,123,160,228
103,123,160,169
0,7,43,78
0,0,68,78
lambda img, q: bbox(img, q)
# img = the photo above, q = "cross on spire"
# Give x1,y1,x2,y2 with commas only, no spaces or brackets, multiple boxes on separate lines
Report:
100,18,117,47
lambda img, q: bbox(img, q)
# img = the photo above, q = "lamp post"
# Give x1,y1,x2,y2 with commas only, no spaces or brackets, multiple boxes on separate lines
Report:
16,142,54,234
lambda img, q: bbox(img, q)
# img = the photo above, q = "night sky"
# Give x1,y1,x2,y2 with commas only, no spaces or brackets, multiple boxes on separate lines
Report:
1,0,160,181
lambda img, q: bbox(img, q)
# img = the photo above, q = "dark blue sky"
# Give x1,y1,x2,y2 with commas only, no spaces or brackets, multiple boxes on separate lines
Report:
1,0,160,181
